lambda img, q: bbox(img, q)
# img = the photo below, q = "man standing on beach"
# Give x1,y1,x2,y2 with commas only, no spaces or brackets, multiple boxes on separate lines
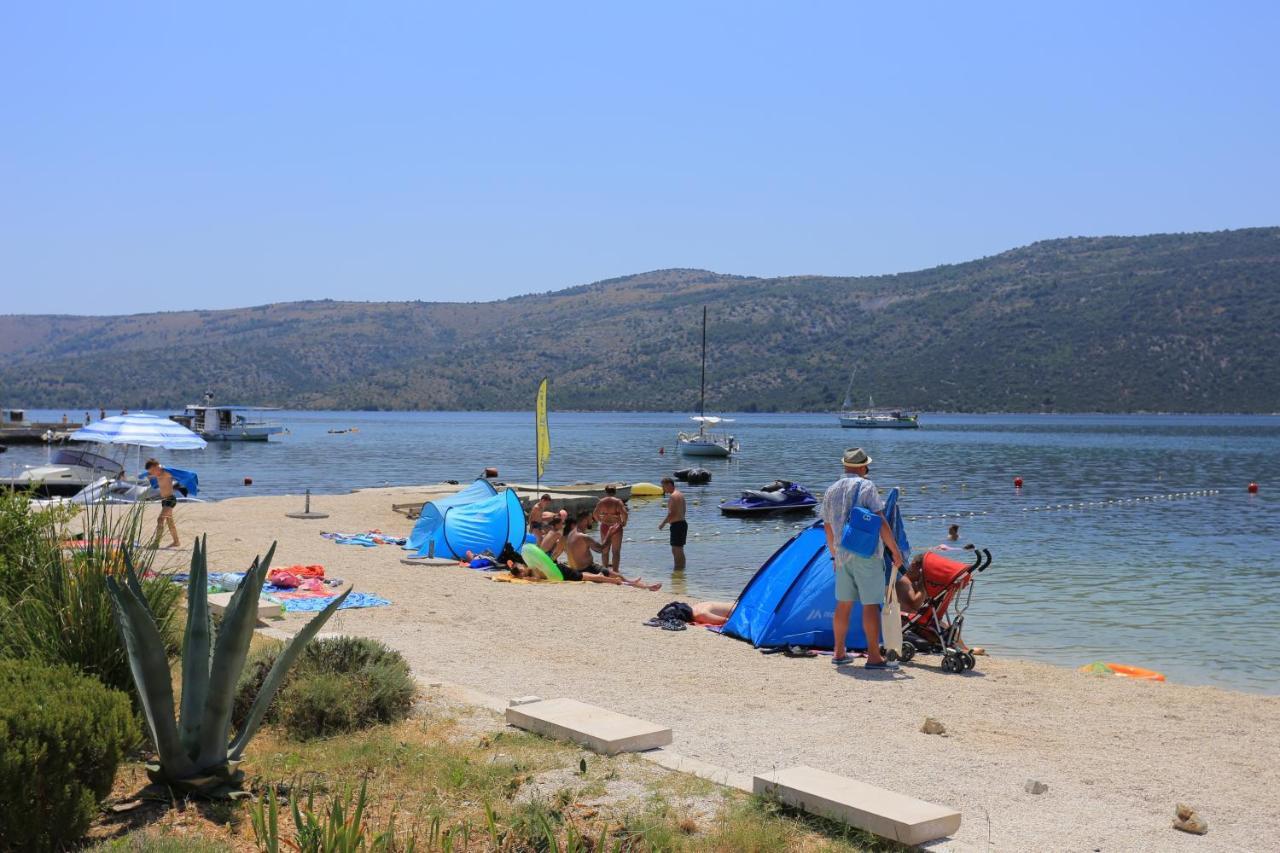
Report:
593,484,629,574
659,477,687,570
145,458,181,549
822,448,904,669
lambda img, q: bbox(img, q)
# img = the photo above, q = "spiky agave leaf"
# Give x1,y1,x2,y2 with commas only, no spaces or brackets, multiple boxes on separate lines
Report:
195,542,276,768
179,536,213,761
106,572,195,781
228,587,351,760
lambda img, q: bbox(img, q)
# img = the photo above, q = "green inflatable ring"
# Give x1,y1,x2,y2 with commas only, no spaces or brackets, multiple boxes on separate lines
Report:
521,543,564,582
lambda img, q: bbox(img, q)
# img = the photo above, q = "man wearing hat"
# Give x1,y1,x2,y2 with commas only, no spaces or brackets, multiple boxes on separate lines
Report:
822,447,905,669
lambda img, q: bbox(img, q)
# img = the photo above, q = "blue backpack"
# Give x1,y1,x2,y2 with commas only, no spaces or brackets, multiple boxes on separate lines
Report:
839,481,881,557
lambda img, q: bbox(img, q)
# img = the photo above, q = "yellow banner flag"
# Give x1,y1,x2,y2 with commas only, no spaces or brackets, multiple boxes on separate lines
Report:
536,378,550,480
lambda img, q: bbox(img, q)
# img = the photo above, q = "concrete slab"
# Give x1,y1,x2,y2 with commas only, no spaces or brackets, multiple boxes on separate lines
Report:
505,698,672,755
208,591,283,621
753,766,961,846
642,748,753,792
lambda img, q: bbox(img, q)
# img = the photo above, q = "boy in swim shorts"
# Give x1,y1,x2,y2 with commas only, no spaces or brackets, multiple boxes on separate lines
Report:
145,458,181,549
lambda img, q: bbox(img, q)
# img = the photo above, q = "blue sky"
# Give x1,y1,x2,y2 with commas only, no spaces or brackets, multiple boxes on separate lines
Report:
2,2,1277,315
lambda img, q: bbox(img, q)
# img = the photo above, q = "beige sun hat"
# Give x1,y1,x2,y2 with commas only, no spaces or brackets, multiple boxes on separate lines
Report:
841,447,872,467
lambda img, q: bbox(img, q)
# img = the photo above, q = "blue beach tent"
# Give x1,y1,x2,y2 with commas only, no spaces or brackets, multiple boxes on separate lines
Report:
405,479,526,560
721,488,909,650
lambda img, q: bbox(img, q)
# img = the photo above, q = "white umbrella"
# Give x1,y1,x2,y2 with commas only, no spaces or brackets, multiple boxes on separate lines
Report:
70,412,207,450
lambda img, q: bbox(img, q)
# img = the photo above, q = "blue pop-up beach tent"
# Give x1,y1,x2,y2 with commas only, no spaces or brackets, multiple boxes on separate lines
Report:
721,488,909,650
405,479,526,559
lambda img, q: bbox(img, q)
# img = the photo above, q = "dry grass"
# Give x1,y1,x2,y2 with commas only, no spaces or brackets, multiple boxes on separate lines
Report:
87,689,894,852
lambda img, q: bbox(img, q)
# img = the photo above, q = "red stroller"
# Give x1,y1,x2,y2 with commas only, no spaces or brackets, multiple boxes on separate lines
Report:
897,548,992,673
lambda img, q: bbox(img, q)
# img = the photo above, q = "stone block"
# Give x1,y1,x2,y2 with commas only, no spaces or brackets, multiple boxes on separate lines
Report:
208,591,282,621
505,698,672,755
753,765,960,845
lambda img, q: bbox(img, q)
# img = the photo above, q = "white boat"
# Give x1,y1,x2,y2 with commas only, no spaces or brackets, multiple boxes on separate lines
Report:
170,398,284,442
677,416,738,457
0,447,125,498
676,307,737,457
835,370,920,429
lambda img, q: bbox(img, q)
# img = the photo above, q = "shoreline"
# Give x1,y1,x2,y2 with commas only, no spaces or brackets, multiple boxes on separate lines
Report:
131,486,1280,851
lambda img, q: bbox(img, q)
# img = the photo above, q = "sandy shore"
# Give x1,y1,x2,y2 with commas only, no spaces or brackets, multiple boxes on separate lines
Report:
143,486,1279,851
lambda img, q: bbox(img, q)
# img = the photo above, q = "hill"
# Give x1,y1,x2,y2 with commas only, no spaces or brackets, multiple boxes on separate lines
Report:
2,228,1279,413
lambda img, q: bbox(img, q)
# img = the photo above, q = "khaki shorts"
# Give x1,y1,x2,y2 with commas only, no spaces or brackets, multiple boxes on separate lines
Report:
833,547,885,605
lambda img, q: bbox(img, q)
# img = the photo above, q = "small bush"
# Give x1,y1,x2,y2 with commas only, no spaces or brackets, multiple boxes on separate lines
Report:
234,636,415,739
0,496,181,698
0,658,140,852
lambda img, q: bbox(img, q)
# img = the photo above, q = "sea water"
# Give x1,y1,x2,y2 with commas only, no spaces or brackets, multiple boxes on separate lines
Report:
6,411,1277,693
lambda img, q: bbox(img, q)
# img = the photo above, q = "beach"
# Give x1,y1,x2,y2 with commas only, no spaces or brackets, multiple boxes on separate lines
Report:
148,486,1279,852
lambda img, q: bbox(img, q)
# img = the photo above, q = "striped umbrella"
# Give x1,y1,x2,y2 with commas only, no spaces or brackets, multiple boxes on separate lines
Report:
69,412,207,450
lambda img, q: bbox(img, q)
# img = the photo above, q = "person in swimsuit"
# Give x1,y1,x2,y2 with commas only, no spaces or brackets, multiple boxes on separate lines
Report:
538,510,570,560
564,512,660,589
528,494,553,536
658,477,687,570
592,484,629,574
145,458,181,549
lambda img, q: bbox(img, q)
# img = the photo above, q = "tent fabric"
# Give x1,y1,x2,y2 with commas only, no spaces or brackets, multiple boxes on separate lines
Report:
721,488,909,650
405,479,497,553
406,481,526,560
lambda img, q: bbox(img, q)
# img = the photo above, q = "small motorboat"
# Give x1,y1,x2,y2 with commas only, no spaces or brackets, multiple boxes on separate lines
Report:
674,467,712,485
720,480,817,516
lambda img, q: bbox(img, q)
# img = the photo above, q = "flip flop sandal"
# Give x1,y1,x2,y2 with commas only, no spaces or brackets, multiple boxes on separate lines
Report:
832,656,856,665
865,661,899,670
783,645,817,658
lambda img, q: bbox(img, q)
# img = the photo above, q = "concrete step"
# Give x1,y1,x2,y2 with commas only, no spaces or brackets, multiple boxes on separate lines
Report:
754,765,961,846
207,591,282,621
505,698,672,755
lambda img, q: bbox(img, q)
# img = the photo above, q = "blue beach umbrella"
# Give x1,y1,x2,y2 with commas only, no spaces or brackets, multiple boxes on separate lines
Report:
70,412,207,450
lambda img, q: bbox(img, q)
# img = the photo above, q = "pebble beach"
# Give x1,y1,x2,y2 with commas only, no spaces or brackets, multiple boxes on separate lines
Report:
139,485,1280,852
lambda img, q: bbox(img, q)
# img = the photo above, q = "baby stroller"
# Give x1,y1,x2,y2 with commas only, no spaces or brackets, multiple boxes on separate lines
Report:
898,548,992,673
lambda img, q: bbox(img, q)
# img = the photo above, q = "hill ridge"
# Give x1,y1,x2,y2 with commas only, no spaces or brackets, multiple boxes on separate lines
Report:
2,227,1278,413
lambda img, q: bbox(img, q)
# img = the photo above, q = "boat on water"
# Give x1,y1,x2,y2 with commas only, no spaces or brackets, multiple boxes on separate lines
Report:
835,370,920,429
677,307,738,457
169,396,284,442
720,480,817,516
0,446,125,498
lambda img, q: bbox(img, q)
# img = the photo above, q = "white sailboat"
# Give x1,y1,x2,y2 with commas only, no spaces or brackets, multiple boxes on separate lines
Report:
836,369,920,429
677,307,738,457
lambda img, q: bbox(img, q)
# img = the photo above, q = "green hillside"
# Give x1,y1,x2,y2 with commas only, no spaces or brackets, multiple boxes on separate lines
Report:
2,228,1278,413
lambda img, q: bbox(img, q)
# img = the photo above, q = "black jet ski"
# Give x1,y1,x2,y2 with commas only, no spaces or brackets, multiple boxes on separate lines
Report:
673,467,712,485
720,480,817,516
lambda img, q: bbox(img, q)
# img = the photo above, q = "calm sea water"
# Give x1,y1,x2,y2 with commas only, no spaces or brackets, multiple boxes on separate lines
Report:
6,410,1278,693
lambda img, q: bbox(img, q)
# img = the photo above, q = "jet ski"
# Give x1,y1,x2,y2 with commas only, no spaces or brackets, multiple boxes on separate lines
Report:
673,467,712,485
720,480,817,516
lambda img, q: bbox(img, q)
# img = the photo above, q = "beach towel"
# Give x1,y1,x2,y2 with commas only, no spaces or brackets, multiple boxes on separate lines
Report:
270,591,391,612
322,530,406,546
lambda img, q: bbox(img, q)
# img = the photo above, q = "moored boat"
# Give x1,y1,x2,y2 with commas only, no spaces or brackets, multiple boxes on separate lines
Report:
169,397,284,442
676,307,738,457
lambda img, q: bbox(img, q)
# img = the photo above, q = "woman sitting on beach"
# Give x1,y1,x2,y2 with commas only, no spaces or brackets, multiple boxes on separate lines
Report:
538,510,570,560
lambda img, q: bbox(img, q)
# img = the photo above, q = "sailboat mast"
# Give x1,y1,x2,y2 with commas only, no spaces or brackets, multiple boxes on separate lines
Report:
699,306,707,419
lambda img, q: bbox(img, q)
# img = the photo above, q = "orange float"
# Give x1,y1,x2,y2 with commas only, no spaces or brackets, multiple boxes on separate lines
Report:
1079,661,1165,681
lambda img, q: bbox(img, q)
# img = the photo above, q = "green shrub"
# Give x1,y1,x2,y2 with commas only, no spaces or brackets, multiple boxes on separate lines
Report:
0,497,181,698
0,658,140,852
234,636,415,739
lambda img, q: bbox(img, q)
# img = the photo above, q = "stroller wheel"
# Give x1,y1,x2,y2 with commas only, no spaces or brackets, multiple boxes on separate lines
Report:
940,654,957,673
960,651,976,671
899,640,916,664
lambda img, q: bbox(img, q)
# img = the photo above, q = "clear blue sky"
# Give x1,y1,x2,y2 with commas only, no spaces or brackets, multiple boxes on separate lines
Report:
2,2,1277,315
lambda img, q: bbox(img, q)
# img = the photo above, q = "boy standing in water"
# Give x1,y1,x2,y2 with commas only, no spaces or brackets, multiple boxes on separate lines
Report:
658,477,687,570
145,458,181,549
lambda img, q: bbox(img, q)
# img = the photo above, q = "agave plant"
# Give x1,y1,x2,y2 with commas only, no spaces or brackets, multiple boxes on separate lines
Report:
107,535,349,797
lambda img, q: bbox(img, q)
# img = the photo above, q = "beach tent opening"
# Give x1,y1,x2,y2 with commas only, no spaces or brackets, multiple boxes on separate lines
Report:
405,479,526,559
721,488,909,650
